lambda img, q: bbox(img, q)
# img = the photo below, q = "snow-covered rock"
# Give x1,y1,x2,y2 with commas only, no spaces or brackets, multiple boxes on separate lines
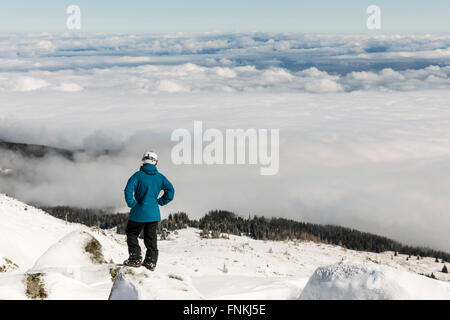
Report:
108,270,140,300
299,262,450,300
109,268,204,300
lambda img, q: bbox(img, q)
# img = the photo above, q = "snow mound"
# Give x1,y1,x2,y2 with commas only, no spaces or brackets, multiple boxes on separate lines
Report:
33,230,106,270
109,268,204,300
299,262,450,300
28,230,116,299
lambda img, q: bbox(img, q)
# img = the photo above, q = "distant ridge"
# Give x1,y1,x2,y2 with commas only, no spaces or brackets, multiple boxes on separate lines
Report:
0,139,117,159
0,139,75,160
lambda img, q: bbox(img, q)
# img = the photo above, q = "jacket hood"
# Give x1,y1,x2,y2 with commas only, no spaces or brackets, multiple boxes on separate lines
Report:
140,164,158,175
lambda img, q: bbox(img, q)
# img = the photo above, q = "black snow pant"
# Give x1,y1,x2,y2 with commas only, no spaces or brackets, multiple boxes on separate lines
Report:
126,220,159,264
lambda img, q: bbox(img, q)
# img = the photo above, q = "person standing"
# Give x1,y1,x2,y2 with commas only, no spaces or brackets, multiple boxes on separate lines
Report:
123,151,175,270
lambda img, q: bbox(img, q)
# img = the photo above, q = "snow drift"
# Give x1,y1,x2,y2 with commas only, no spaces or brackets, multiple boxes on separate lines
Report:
299,262,450,300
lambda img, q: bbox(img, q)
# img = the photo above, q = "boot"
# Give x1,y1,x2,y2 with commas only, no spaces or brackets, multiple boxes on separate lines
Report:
143,257,156,271
123,254,142,267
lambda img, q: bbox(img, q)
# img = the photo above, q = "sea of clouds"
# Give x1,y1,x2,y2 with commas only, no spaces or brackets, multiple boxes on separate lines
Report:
0,32,449,94
0,32,450,251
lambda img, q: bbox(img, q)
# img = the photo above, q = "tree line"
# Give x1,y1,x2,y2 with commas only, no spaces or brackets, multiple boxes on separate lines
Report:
41,206,450,261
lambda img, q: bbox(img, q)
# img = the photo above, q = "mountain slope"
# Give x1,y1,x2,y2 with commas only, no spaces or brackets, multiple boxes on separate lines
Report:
0,194,449,300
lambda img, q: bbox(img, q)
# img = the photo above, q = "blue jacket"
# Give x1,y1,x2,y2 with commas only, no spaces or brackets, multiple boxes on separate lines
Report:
124,164,174,222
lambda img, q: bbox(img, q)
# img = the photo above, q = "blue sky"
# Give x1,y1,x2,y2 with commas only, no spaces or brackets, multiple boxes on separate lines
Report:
0,0,449,33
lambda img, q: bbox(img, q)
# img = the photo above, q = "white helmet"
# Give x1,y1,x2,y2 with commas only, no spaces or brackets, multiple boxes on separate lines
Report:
142,150,158,165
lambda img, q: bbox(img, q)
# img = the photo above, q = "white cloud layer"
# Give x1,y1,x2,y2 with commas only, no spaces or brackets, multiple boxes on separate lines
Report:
0,64,448,94
0,33,448,94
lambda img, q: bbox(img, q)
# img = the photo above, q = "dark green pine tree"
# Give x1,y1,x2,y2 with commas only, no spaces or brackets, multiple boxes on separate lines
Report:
442,265,448,273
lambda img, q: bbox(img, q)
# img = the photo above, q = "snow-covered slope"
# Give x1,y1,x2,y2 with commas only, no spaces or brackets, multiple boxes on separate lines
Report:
0,194,124,270
1,193,449,300
0,194,127,299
